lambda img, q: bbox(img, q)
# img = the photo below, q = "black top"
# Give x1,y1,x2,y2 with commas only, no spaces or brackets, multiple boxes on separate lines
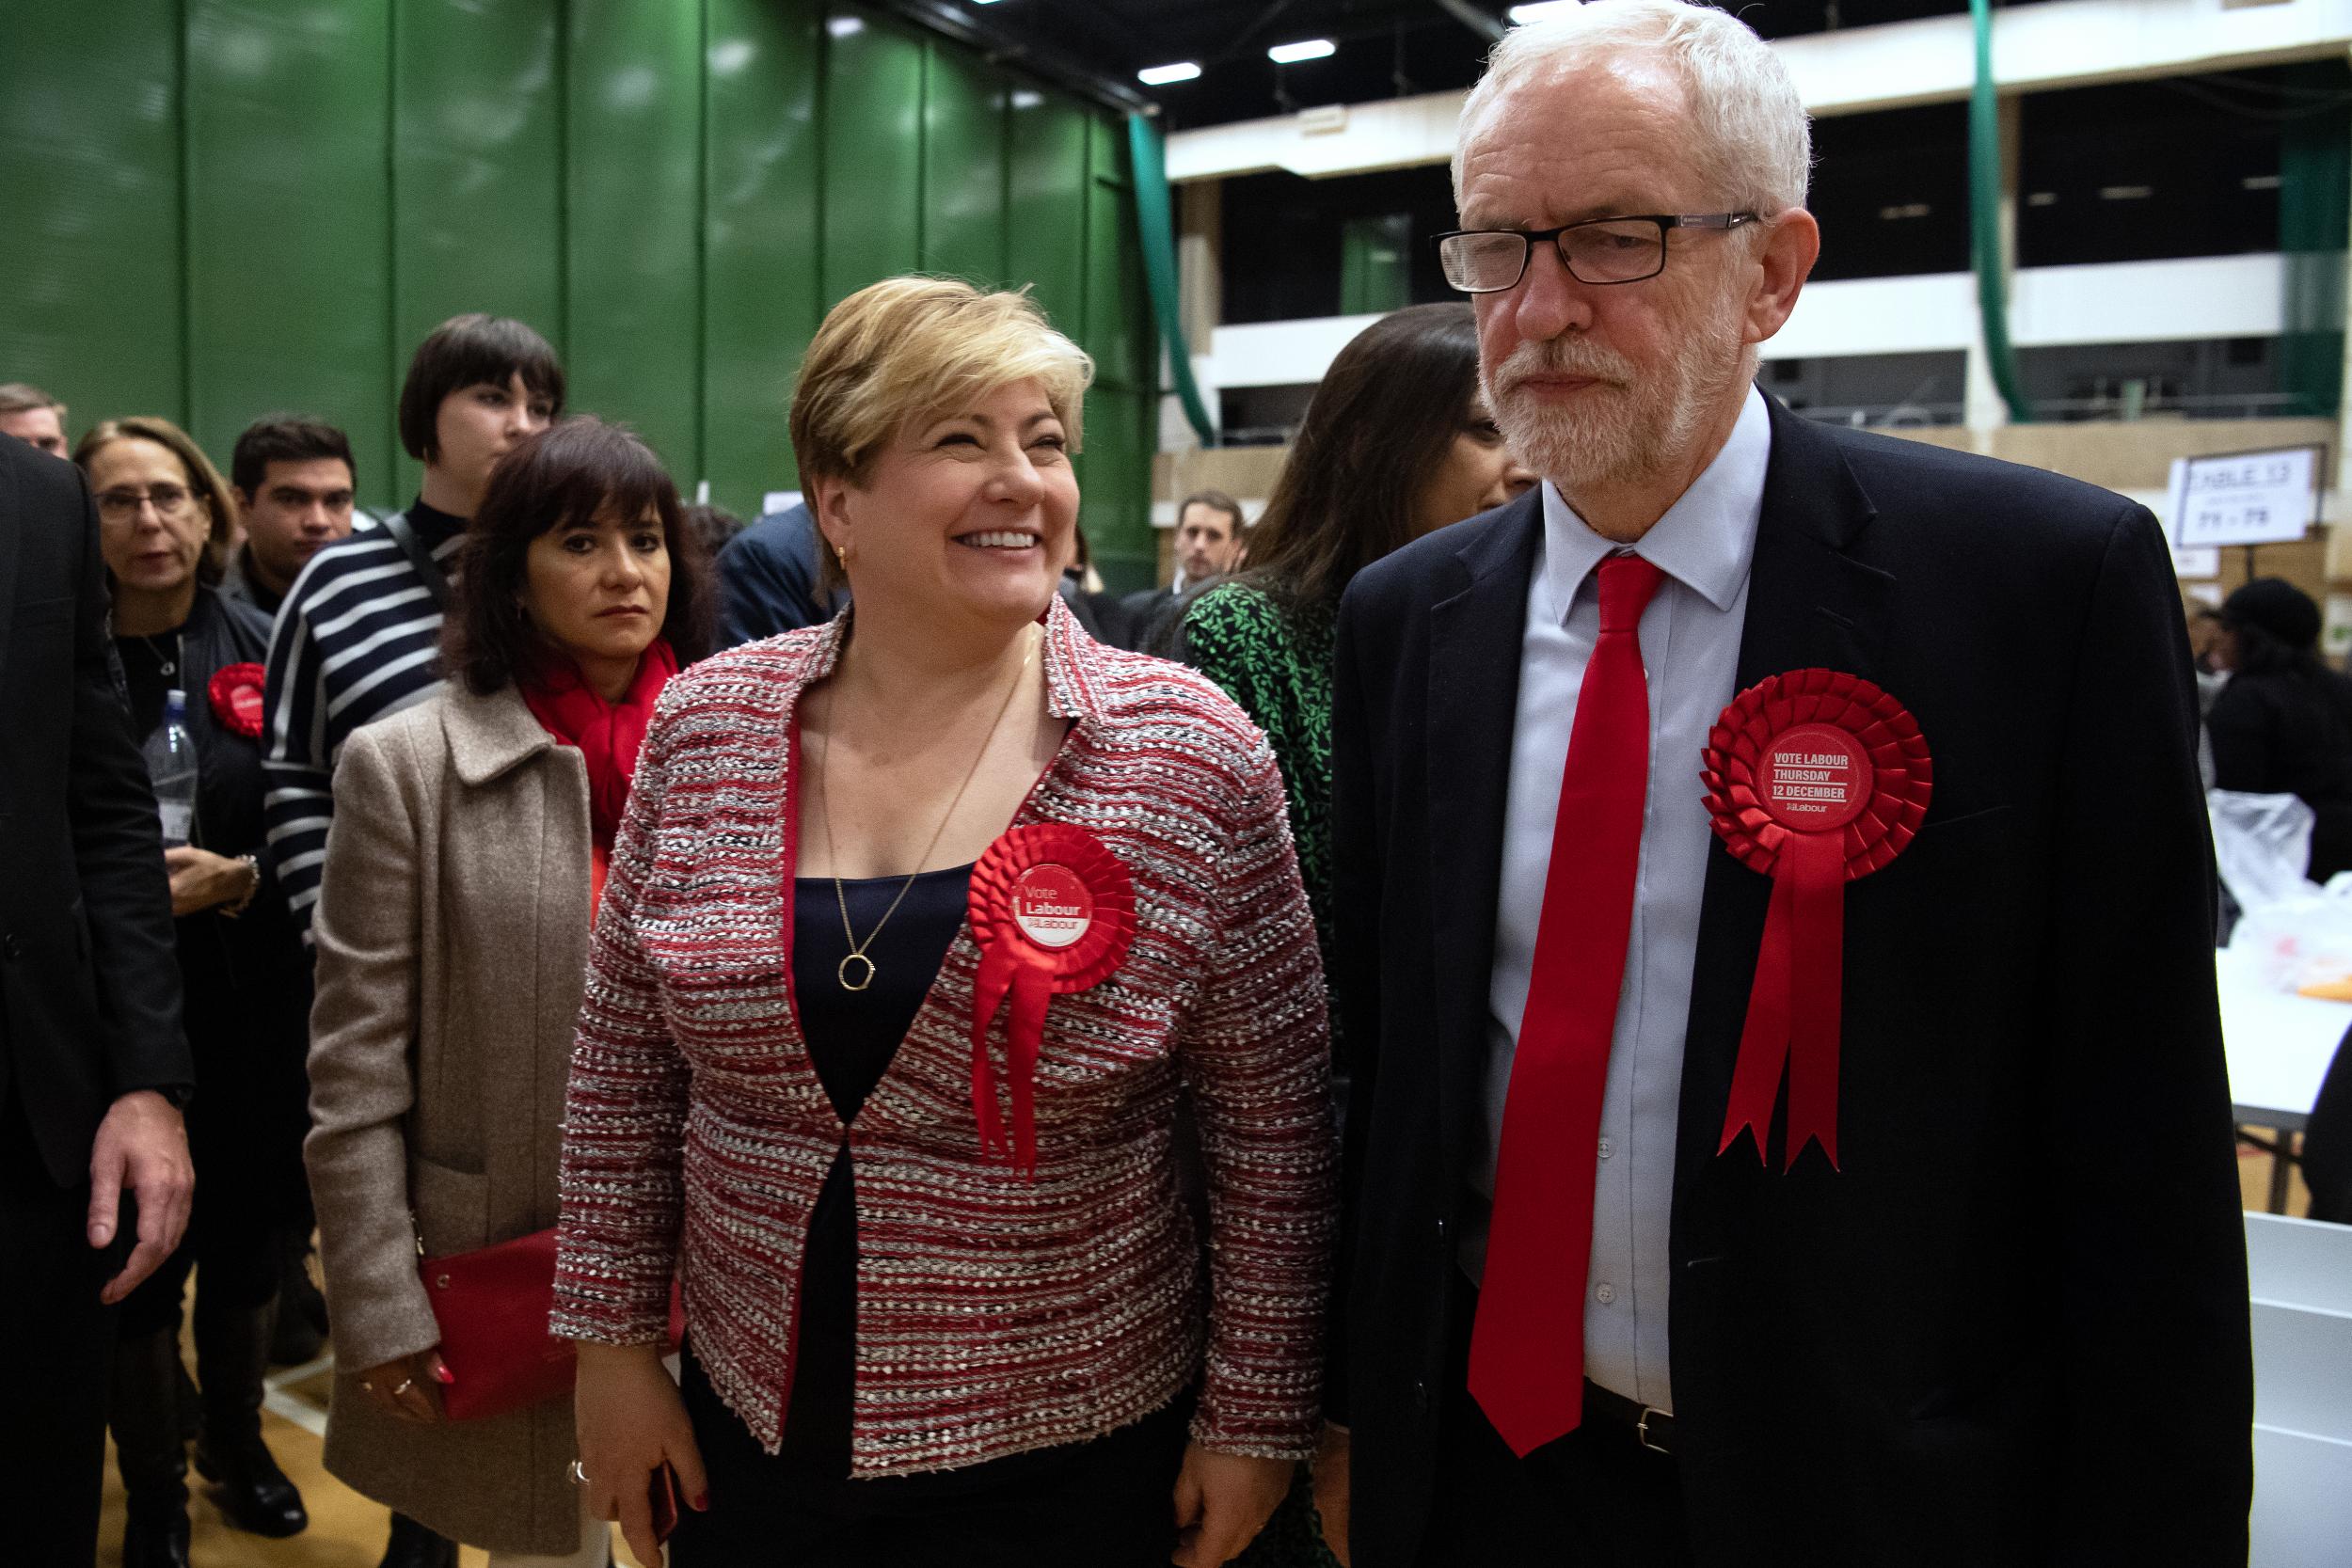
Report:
112,628,180,749
2207,664,2352,880
784,865,983,1494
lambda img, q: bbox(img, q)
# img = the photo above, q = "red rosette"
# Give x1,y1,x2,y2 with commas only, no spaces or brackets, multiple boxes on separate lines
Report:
1700,669,1932,1171
966,823,1136,1176
208,662,267,738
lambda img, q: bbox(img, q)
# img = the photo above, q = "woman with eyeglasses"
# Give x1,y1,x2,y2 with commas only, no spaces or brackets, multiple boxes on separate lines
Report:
76,417,314,1564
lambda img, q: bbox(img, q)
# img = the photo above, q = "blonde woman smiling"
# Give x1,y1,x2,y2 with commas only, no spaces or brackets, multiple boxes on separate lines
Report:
554,278,1336,1568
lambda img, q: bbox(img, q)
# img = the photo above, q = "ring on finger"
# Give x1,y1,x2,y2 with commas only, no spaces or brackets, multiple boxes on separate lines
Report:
568,1459,591,1486
391,1378,414,1396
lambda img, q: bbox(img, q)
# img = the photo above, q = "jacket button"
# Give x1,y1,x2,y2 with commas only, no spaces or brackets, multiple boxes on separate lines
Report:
1413,1379,1431,1412
1,932,19,960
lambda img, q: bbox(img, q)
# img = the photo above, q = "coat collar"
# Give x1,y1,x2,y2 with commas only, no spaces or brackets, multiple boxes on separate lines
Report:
790,593,1111,726
443,681,562,786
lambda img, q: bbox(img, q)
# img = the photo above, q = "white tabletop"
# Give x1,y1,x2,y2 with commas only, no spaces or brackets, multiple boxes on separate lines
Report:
2219,947,2348,1129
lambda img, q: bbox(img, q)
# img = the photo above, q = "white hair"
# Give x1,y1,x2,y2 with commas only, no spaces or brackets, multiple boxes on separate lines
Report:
1454,0,1811,215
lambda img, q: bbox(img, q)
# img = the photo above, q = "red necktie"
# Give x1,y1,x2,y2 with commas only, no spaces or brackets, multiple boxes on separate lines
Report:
1470,551,1665,1457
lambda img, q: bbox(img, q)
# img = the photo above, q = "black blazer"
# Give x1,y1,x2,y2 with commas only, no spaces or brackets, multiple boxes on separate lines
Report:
1328,399,2251,1566
0,438,189,1184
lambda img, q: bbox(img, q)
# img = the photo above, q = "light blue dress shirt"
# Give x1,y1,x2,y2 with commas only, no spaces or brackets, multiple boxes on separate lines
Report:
1464,385,1770,1415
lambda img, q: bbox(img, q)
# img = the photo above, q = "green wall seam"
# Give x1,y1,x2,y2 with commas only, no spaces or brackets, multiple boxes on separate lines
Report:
1966,0,2031,423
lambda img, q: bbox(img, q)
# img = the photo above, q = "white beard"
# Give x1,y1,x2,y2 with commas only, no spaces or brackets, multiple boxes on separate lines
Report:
1486,300,1753,497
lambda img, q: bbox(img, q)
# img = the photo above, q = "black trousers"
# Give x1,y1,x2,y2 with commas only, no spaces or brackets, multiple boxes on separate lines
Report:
669,1348,1194,1568
0,1094,120,1566
1416,1283,1696,1568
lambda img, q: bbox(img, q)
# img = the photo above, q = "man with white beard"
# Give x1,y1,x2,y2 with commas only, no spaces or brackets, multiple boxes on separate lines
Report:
1315,4,2251,1566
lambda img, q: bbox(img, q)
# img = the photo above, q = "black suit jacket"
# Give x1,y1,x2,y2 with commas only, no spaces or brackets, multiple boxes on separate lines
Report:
1329,399,2251,1566
0,438,188,1185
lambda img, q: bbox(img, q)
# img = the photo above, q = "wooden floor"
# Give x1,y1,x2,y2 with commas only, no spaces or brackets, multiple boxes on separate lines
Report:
99,1147,2315,1567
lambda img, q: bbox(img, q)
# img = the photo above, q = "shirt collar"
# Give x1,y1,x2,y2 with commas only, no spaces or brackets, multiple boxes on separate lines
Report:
1534,383,1771,626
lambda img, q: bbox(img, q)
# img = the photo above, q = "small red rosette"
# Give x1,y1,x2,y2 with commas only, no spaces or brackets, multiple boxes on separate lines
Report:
1701,668,1931,1171
966,823,1136,1176
208,662,267,738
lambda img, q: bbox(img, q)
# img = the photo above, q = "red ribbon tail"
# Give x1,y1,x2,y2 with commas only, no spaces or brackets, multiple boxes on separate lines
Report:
1005,967,1053,1180
1720,866,1796,1160
1783,830,1848,1172
970,946,1018,1163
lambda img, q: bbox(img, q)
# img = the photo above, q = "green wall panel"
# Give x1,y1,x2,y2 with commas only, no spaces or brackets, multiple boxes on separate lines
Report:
821,15,925,307
920,43,1007,289
0,0,186,441
391,0,564,501
566,0,702,480
0,0,1152,539
704,0,823,508
184,0,394,497
1005,92,1089,334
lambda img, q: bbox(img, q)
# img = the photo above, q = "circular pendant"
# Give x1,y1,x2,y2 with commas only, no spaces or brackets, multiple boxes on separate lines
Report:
837,952,877,992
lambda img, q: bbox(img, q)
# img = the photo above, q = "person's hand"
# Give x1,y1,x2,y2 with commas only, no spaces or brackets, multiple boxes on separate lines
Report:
575,1341,708,1567
1311,1423,1351,1566
1171,1443,1293,1567
87,1088,192,1304
354,1347,451,1423
164,845,252,915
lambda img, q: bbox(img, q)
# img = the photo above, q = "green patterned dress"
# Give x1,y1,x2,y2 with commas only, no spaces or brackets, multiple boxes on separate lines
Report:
1182,581,1342,1568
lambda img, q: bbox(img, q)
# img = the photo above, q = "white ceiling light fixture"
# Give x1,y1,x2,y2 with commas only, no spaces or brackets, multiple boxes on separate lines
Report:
1509,2,1581,23
827,15,865,38
1267,39,1337,64
1138,61,1202,86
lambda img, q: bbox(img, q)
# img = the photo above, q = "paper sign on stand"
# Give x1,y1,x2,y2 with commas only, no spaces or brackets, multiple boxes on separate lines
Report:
2169,448,2321,549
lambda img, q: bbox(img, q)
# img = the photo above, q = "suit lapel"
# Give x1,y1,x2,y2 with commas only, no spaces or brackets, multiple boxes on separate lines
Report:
1677,400,1895,1192
1425,493,1543,1180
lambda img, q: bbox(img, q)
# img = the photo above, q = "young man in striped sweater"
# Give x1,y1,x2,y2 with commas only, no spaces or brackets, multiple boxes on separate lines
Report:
262,314,563,946
260,314,560,1568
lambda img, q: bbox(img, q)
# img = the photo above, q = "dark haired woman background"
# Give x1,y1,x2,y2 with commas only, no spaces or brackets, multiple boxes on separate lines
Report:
1185,303,1531,1019
305,418,707,1565
2209,576,2352,880
1182,303,1530,1568
79,417,316,1564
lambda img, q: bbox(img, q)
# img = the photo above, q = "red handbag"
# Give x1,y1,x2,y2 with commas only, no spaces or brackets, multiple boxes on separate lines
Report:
420,1227,685,1423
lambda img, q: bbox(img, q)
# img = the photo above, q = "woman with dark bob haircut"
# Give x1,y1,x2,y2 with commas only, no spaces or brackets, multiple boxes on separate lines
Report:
305,417,707,1566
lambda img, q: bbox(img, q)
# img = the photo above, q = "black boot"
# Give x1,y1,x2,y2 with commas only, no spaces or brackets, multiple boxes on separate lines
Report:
191,1297,309,1537
378,1512,459,1568
110,1326,193,1568
270,1233,328,1367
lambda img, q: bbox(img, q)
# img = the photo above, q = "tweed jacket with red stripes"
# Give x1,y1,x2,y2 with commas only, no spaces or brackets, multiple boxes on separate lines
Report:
550,597,1336,1474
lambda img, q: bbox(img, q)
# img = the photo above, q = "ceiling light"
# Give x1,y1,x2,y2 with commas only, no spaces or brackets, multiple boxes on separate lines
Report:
2099,184,2153,200
1509,2,1581,21
2244,173,2282,191
827,15,865,38
1267,39,1336,64
1138,61,1202,86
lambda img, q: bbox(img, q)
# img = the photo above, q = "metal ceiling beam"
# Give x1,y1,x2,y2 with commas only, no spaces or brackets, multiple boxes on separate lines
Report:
1431,0,1506,44
866,0,1156,116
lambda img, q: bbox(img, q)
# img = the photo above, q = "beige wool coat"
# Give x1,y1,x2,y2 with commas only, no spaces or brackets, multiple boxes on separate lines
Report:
304,682,597,1557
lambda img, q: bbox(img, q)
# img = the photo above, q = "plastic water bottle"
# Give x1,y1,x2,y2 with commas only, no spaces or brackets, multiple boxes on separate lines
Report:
144,689,200,848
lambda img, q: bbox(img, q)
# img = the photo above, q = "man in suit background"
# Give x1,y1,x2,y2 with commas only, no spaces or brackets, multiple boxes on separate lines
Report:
0,430,195,1561
1316,4,2250,1565
1118,488,1246,657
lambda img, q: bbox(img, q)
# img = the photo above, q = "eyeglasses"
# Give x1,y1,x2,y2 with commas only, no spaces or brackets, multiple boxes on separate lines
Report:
95,483,194,520
1435,213,1759,293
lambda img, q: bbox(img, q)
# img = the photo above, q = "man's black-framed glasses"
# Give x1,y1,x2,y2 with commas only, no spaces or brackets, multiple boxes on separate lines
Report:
1436,213,1759,293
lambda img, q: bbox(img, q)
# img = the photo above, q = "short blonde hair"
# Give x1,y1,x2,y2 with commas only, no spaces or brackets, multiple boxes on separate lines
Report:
73,416,239,589
1456,0,1810,217
790,276,1093,490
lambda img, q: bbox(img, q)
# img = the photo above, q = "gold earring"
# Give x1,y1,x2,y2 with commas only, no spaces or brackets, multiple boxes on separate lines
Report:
834,543,848,566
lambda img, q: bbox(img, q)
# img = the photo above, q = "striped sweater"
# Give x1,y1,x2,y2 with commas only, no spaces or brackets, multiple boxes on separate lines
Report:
262,503,461,939
549,597,1337,1473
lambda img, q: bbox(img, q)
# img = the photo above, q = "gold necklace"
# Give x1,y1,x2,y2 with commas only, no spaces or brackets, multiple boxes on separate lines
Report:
815,630,1036,992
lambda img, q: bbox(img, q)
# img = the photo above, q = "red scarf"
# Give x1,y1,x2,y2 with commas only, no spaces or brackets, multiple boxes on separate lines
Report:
519,638,678,858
